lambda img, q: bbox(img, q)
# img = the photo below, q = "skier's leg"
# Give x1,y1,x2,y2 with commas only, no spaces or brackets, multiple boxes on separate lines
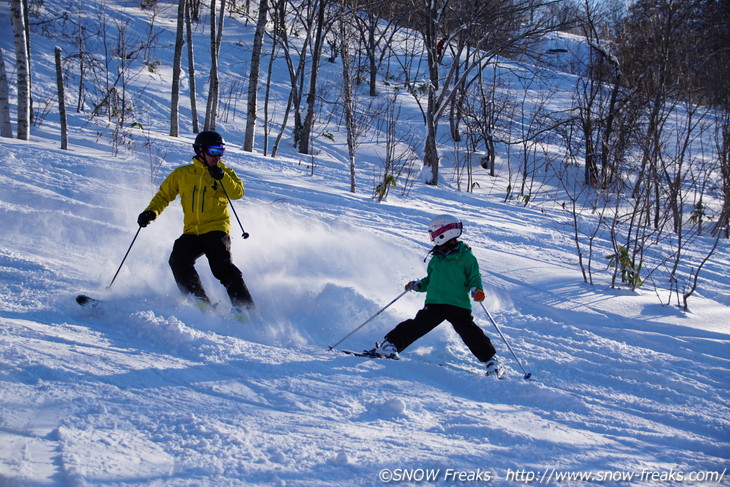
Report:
384,304,445,353
168,234,209,302
446,305,496,362
204,231,255,309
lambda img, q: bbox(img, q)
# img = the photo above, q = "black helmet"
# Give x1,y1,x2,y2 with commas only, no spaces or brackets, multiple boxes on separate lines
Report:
193,131,225,155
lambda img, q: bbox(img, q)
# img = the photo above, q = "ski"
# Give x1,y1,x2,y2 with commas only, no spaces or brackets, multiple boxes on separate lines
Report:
337,348,400,360
333,348,513,379
76,294,102,308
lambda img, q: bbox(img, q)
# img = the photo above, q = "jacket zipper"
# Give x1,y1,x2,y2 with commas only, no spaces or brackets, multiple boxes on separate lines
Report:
201,187,206,213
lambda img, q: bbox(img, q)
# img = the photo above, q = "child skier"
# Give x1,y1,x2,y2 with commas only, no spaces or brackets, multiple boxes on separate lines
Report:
368,215,502,377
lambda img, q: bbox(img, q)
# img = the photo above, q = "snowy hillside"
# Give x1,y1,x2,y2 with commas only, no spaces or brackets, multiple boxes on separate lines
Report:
1,1,729,486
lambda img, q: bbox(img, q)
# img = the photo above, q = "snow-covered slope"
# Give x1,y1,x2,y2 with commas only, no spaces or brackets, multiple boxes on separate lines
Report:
1,1,729,486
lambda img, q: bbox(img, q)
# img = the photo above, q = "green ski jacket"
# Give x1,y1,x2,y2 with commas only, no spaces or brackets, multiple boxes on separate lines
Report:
417,242,483,310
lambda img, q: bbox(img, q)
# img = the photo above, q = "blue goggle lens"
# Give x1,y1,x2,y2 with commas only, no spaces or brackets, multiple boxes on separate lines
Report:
206,146,225,157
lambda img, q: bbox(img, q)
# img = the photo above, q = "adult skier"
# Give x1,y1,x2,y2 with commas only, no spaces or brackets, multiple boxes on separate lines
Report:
137,131,255,313
368,215,502,376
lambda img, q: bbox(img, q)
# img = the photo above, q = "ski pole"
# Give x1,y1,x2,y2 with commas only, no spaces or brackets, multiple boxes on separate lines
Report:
478,301,532,380
107,226,142,289
219,179,250,239
329,290,408,350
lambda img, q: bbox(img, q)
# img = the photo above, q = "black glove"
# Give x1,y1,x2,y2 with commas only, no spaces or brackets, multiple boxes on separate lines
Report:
137,210,156,227
208,164,224,180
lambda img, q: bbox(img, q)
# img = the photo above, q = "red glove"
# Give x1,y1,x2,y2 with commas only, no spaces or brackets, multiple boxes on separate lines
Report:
471,288,485,302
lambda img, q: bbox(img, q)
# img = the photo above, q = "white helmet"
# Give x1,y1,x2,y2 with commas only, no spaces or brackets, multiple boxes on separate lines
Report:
428,214,463,244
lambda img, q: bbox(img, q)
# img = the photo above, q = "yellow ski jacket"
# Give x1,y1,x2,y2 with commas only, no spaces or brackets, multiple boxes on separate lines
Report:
145,157,244,235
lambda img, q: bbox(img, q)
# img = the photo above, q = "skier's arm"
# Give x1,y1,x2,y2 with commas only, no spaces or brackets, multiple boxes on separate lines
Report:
465,254,484,294
220,167,244,200
418,262,432,292
145,170,179,216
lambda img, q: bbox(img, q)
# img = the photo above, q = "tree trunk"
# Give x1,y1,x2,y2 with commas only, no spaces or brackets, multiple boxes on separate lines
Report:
0,48,13,138
204,0,226,131
243,0,269,152
423,62,440,184
75,20,87,113
54,47,68,149
170,0,186,137
185,0,199,133
339,9,356,193
10,0,30,140
423,108,439,185
298,0,327,155
364,12,378,97
22,0,33,124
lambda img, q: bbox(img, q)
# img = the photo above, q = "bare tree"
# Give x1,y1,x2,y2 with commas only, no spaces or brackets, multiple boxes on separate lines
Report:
352,2,403,97
185,0,200,133
269,0,317,156
394,0,562,184
10,0,31,140
73,9,90,113
261,0,283,156
716,113,730,239
461,62,507,178
54,47,68,149
21,0,33,124
552,121,605,285
0,48,13,138
204,0,227,131
170,0,186,137
372,94,418,201
298,0,332,155
243,0,269,152
271,0,314,157
338,0,357,192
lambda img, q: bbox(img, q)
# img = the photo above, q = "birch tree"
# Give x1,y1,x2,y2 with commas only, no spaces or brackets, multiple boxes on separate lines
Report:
339,1,357,192
21,0,32,123
0,48,13,138
717,113,730,239
10,0,30,140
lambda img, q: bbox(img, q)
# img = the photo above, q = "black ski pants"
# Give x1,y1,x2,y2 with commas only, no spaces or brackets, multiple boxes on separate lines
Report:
385,304,496,362
168,231,254,309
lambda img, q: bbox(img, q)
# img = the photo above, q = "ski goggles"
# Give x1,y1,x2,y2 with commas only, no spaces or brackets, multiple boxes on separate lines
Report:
429,222,462,240
205,145,226,157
